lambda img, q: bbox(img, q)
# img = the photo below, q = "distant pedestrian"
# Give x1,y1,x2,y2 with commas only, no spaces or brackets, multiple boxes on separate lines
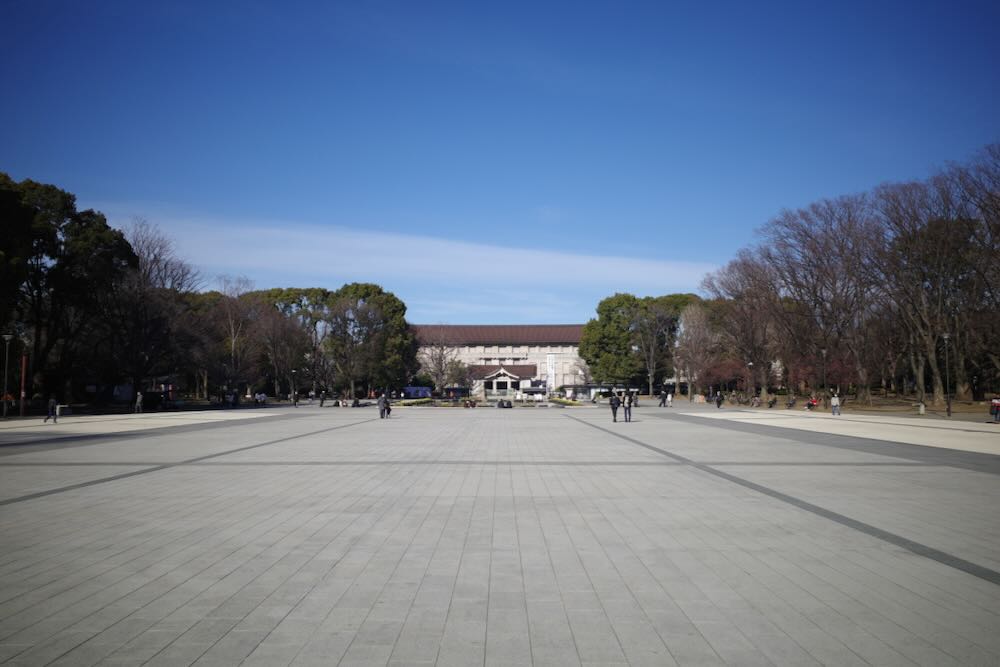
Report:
292,392,299,407
623,392,633,422
715,392,723,409
320,390,326,407
667,391,673,408
377,394,387,419
610,393,621,422
831,393,841,416
43,396,58,423
134,391,143,414
991,396,1000,423
658,392,667,407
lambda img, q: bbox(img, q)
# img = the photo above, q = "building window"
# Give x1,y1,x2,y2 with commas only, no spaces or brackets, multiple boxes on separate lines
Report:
484,381,494,390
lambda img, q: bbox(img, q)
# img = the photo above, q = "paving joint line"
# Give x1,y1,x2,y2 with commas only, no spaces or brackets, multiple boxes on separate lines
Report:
0,411,309,454
0,418,378,506
564,413,1000,588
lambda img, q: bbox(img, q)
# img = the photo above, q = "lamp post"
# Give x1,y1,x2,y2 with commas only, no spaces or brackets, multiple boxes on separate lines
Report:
291,369,297,406
19,335,29,417
942,333,951,418
2,334,12,419
747,361,754,399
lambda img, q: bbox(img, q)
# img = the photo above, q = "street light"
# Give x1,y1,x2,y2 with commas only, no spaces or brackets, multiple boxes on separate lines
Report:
942,333,952,418
2,334,12,419
291,369,297,406
747,361,754,397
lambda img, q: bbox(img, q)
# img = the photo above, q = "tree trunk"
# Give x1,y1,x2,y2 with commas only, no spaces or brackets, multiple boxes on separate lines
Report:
953,348,971,400
855,364,871,404
924,337,944,407
908,350,925,404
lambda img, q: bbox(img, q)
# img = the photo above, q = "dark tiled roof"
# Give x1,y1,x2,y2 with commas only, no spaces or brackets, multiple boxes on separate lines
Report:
468,365,538,380
413,324,583,345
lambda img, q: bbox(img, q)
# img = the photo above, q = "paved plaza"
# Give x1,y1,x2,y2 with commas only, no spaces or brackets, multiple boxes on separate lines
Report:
1,404,999,666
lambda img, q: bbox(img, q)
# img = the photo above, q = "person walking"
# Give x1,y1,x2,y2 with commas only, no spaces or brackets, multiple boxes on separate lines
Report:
623,392,633,422
666,391,673,408
377,393,387,419
831,393,841,416
991,395,1000,423
134,391,143,414
43,396,58,423
610,393,621,422
715,392,724,409
658,391,667,407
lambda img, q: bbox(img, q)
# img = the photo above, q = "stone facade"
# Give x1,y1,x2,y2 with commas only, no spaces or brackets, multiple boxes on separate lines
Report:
412,325,586,396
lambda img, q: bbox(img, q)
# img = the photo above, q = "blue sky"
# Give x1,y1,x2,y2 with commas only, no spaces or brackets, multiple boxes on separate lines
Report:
3,0,998,323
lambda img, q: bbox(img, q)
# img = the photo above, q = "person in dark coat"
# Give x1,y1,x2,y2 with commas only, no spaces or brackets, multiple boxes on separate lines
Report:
623,392,633,422
610,393,621,422
43,396,58,423
377,394,387,419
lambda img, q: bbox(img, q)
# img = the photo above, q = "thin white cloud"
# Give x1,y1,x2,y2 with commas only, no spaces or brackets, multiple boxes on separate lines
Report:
100,208,715,322
162,218,711,286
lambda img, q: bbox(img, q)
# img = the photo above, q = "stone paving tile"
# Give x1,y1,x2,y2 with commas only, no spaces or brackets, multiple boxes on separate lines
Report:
1,406,1000,665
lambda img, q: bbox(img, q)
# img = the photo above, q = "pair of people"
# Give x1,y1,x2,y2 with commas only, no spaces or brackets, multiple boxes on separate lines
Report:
657,391,674,408
377,394,392,419
610,392,634,422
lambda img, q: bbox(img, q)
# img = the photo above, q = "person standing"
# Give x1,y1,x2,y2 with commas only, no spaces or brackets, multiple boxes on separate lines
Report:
667,391,673,408
831,393,841,416
715,392,724,409
991,395,1000,423
610,393,621,422
377,393,387,419
134,391,143,414
43,396,58,423
623,392,633,422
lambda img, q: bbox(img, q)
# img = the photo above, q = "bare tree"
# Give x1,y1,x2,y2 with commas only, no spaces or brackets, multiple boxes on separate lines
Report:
418,325,458,391
674,303,720,399
255,299,309,399
759,195,880,402
630,297,677,396
102,219,201,402
215,275,263,399
875,180,978,406
702,251,776,401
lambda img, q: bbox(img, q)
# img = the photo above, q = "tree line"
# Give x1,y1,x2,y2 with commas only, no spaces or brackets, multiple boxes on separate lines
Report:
4,142,997,409
579,144,1000,407
1,174,420,407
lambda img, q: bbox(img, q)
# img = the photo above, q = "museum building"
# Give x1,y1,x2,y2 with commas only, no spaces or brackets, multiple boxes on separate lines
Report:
412,324,586,397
